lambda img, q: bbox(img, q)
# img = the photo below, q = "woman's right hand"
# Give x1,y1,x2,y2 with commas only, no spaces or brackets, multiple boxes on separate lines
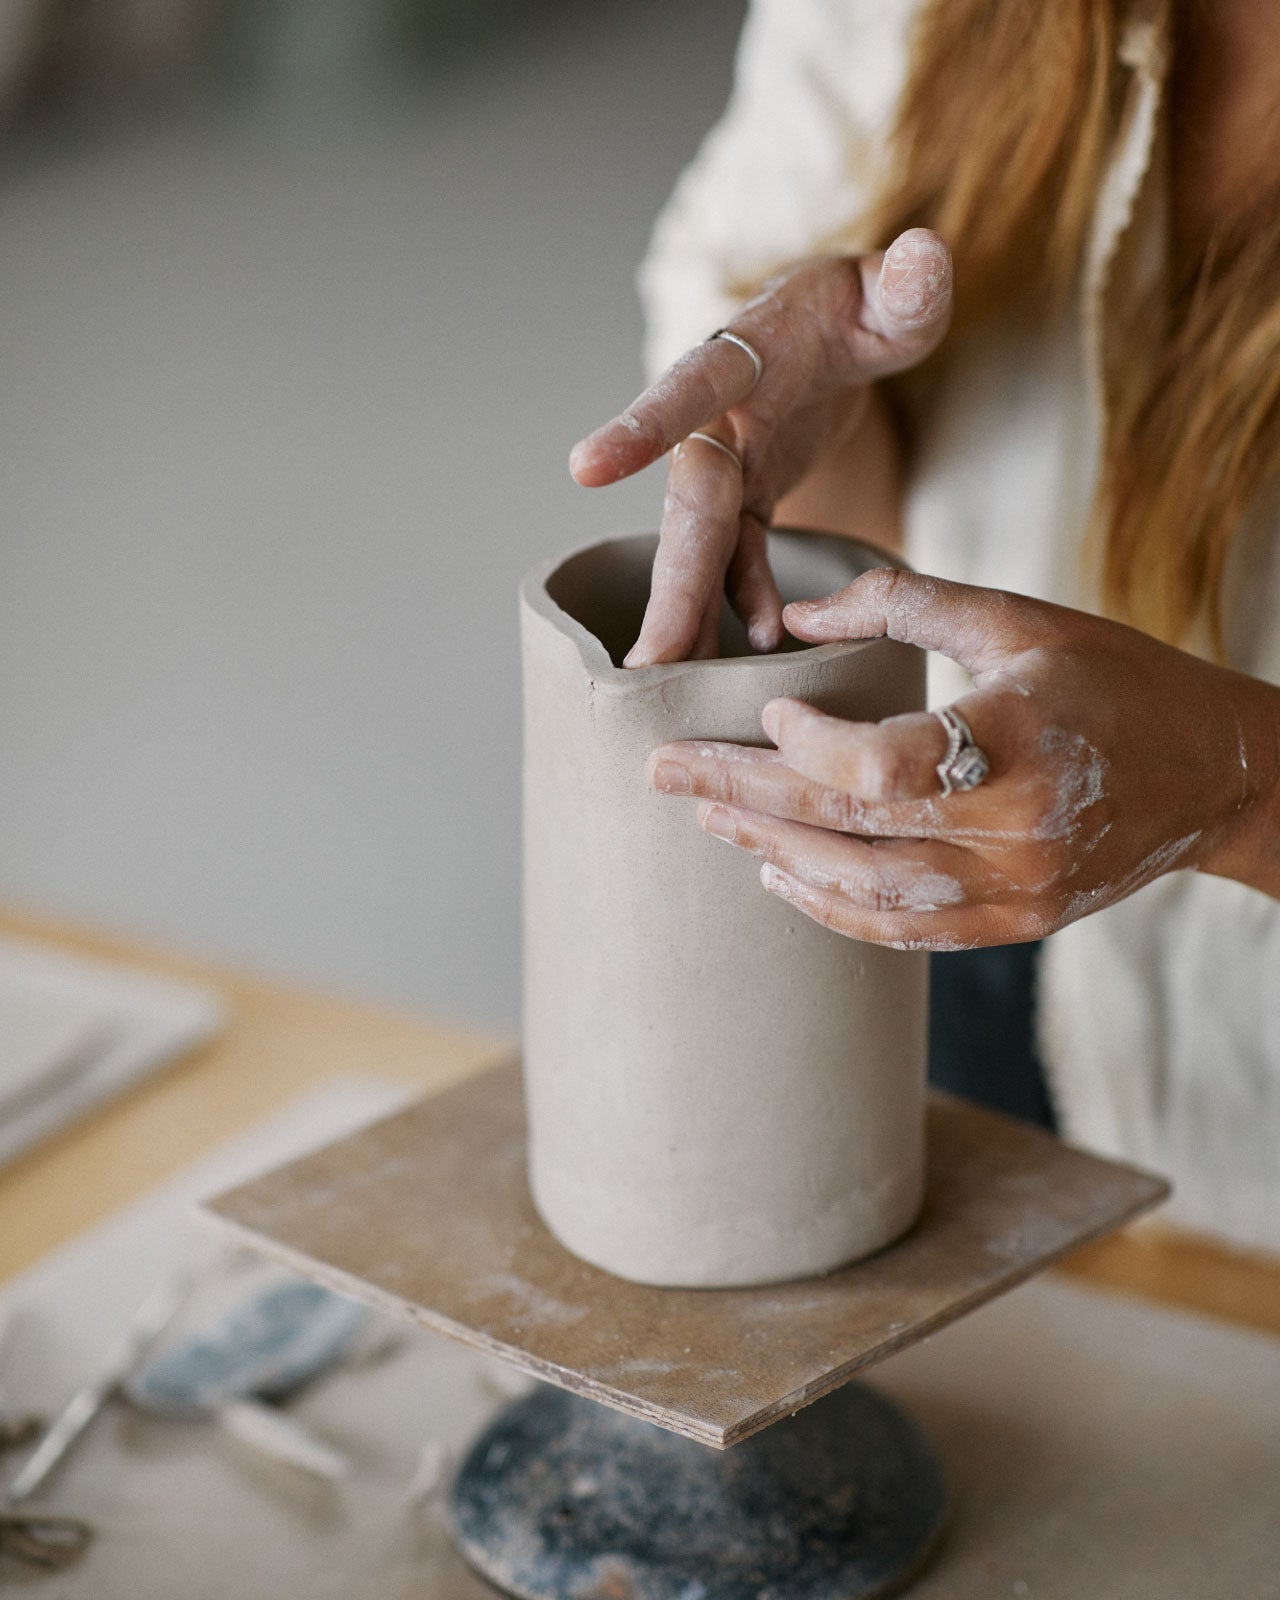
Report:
568,229,954,666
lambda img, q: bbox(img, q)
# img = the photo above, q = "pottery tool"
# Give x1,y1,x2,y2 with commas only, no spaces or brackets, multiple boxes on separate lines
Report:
123,1274,370,1480
6,1275,190,1505
2,1269,371,1574
203,1059,1168,1600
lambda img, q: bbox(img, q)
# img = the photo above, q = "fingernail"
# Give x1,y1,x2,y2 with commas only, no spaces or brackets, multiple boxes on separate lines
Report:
700,804,736,842
568,441,587,476
651,760,692,795
761,862,794,898
748,616,782,653
763,698,809,744
783,600,839,636
881,231,952,325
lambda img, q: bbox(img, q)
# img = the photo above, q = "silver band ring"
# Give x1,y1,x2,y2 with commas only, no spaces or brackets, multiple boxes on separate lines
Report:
677,430,743,470
708,328,764,390
933,706,990,797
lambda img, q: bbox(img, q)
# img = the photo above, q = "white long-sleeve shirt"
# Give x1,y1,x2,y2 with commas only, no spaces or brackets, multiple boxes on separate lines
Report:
638,0,1280,1252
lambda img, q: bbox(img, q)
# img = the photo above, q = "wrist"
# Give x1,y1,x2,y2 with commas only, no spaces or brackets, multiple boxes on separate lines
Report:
1196,670,1280,898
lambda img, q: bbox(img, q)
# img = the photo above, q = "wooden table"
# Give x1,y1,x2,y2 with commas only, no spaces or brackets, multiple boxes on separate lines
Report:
2,904,1278,1341
0,904,508,1284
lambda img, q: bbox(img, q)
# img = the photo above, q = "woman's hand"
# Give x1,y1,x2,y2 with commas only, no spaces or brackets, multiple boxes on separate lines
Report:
644,569,1280,948
569,232,953,666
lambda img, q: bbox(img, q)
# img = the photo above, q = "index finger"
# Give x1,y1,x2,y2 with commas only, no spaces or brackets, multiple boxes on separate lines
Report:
569,335,762,488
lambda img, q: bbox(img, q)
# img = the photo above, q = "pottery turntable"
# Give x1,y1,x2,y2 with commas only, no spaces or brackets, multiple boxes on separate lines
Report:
206,532,1168,1600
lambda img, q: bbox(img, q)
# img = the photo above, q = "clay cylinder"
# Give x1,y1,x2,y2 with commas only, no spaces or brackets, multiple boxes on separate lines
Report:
521,530,928,1288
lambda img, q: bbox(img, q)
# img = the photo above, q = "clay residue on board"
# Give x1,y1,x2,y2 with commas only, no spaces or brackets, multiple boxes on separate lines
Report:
467,1271,590,1331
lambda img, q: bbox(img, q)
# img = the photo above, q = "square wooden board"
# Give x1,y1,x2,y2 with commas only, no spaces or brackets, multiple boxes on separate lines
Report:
203,1060,1168,1448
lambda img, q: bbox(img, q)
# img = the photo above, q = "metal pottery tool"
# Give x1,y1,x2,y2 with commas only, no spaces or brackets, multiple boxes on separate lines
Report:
0,1312,90,1572
6,1275,189,1505
0,1280,187,1573
200,1060,1168,1600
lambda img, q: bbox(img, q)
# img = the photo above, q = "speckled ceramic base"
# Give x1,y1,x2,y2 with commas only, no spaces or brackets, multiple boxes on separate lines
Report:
449,1383,947,1600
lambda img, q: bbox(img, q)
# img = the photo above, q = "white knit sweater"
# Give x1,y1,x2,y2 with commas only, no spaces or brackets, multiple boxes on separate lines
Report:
637,0,1280,1252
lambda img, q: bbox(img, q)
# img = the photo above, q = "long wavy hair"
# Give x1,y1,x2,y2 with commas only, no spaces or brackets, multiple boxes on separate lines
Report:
844,0,1280,658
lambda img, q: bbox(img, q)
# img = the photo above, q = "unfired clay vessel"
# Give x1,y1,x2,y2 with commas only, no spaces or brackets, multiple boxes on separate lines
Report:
521,529,928,1289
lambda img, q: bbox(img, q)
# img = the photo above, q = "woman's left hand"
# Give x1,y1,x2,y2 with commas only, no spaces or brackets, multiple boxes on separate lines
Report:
645,568,1279,948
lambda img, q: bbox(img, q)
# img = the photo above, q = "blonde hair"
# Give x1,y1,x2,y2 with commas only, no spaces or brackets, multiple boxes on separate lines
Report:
848,0,1280,658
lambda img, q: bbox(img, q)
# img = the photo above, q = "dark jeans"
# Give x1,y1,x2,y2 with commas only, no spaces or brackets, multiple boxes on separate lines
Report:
928,943,1056,1131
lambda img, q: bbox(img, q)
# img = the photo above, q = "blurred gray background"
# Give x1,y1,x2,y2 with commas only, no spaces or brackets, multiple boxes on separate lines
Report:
0,0,746,1031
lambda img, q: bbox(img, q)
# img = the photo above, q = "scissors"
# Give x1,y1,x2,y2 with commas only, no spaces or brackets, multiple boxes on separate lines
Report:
0,1504,93,1570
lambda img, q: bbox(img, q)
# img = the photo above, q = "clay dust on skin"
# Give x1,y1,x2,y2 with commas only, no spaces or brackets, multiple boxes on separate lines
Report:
751,718,1198,941
702,803,967,913
759,862,978,951
786,570,948,652
982,662,1036,698
681,689,1116,856
695,744,779,764
673,741,1039,848
667,742,1010,859
885,933,977,952
568,410,644,486
1060,830,1203,927
586,340,743,486
1036,726,1109,842
777,856,966,914
876,231,953,328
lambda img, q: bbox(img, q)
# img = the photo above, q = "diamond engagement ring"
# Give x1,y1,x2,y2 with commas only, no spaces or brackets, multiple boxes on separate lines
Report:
708,328,764,390
933,706,990,797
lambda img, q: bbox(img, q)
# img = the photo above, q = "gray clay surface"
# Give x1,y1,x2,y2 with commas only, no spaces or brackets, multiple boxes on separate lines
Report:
521,530,928,1288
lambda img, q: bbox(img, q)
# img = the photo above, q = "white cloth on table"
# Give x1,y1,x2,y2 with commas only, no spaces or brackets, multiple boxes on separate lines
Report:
0,935,224,1169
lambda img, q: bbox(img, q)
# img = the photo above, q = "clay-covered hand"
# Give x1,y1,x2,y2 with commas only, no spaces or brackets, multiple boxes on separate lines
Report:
645,569,1280,948
568,232,953,666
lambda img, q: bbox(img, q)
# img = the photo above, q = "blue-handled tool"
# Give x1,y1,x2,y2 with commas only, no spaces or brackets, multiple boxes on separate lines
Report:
123,1276,370,1480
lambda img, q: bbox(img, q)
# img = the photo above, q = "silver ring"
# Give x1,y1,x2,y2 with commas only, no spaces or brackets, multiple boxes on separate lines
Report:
677,430,742,470
933,706,990,797
708,328,764,390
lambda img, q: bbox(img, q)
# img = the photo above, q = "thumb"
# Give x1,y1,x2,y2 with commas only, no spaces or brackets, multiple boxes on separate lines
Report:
855,228,953,376
784,568,1024,677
